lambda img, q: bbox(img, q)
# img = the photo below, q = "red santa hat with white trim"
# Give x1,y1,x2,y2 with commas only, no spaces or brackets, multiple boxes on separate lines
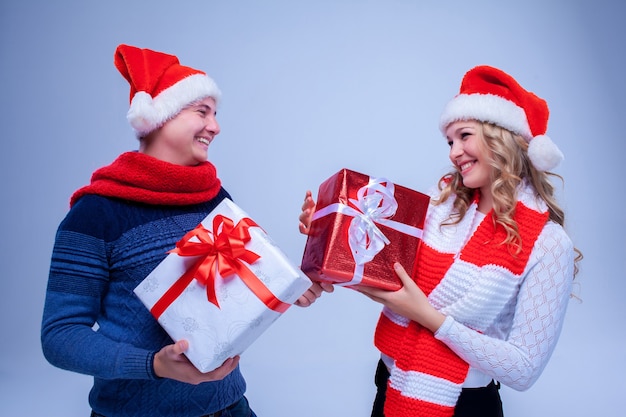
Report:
114,44,221,137
439,65,564,172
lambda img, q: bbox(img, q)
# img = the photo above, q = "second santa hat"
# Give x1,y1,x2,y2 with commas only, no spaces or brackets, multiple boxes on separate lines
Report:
114,44,221,136
439,65,564,172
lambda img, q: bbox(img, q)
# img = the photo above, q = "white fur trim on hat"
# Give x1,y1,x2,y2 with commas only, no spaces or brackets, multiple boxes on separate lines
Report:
439,93,533,140
527,134,564,172
127,73,221,136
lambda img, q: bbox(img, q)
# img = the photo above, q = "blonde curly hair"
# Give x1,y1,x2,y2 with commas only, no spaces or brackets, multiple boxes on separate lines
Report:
435,121,581,272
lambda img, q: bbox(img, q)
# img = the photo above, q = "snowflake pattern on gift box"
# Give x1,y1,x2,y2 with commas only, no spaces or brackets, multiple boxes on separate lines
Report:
140,276,159,293
248,317,263,329
253,268,272,286
181,317,199,332
217,283,231,301
264,235,281,250
214,341,233,358
251,263,301,300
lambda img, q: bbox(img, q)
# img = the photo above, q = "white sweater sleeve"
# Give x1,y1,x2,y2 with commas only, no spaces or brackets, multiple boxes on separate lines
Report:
434,223,575,391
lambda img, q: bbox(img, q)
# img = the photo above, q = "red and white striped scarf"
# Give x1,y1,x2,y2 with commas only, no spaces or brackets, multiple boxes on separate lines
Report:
374,184,549,417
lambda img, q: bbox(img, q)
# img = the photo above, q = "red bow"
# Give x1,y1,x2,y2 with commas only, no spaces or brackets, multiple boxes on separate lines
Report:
150,215,290,319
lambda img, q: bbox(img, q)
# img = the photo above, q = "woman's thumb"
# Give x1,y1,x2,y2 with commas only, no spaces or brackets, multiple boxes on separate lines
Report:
393,262,412,286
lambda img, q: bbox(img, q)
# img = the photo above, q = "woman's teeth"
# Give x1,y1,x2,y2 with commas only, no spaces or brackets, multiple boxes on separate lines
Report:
460,161,473,172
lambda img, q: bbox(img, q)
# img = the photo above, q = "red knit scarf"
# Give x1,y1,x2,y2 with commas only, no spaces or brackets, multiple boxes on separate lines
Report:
374,199,548,417
70,152,222,207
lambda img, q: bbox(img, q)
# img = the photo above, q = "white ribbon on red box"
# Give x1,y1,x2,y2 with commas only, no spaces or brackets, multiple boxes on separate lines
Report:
312,176,423,286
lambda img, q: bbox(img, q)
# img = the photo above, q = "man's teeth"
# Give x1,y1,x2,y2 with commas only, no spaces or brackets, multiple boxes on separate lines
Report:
196,137,210,145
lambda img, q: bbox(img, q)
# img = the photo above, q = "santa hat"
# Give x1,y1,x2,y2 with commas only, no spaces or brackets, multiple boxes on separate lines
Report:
114,44,221,136
439,65,563,172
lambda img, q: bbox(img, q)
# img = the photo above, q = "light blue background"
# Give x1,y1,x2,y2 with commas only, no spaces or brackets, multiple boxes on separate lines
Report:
1,1,623,416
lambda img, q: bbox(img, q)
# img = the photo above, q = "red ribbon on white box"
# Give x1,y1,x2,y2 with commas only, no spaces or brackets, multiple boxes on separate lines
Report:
311,177,423,286
150,214,290,319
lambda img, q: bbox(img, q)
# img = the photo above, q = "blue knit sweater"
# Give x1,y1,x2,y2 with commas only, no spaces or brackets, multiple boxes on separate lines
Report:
41,188,247,417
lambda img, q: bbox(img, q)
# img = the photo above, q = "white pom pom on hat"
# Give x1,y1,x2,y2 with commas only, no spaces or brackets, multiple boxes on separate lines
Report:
439,65,564,172
114,44,221,137
528,134,564,172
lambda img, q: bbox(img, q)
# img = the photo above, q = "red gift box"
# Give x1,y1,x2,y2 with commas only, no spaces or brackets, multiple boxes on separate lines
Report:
301,168,430,290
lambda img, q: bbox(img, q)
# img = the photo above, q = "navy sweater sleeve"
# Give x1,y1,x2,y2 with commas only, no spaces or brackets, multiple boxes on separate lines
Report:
41,189,247,417
42,195,158,379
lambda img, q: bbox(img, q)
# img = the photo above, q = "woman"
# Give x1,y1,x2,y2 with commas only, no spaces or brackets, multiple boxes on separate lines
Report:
299,65,580,417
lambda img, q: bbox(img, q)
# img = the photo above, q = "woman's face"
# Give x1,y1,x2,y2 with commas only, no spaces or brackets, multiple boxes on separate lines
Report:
445,120,493,195
140,97,220,166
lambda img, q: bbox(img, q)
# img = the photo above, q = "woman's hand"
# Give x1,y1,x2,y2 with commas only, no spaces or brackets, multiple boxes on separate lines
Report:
298,190,316,235
357,263,445,333
295,281,335,307
153,340,239,384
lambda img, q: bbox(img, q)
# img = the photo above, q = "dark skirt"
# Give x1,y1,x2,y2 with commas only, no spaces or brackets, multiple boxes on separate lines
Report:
371,359,504,417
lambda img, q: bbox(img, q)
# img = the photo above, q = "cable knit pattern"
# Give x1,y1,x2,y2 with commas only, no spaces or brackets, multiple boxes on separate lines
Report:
435,220,573,390
70,151,222,207
374,182,574,416
42,166,247,416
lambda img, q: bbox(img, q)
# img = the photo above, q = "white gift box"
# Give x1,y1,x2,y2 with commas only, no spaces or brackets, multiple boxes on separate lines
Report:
134,198,312,372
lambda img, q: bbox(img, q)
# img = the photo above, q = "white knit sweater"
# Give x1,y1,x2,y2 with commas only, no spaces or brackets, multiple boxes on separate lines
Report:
380,182,575,395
